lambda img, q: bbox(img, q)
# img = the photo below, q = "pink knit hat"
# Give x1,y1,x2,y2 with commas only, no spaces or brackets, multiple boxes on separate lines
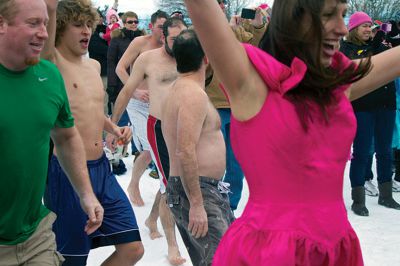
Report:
106,8,119,25
348,12,372,32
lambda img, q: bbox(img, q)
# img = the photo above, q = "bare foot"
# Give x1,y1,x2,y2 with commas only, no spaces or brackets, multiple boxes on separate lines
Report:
168,247,186,266
128,188,145,206
145,218,163,239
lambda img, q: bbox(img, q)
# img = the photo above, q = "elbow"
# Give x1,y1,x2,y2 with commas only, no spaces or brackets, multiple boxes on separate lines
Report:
115,65,124,79
175,146,196,162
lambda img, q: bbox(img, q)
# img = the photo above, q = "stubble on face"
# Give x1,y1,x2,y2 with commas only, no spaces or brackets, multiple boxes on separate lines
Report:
25,57,40,66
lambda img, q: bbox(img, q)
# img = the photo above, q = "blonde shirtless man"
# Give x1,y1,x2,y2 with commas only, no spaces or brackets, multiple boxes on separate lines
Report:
112,17,187,266
161,29,234,266
114,10,167,208
42,1,144,265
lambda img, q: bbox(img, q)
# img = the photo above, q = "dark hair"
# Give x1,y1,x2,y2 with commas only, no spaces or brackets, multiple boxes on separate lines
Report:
150,9,168,24
173,29,205,73
259,0,371,129
171,11,183,19
163,17,187,38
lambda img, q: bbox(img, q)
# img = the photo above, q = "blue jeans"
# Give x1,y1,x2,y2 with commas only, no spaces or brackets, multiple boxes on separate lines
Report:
350,110,395,187
218,109,244,210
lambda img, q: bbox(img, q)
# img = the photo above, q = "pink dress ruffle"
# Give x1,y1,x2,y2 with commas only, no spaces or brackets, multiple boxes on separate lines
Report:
213,44,363,266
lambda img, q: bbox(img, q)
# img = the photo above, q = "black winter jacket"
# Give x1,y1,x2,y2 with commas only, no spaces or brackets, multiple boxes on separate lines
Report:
88,24,108,77
340,39,396,112
106,28,144,102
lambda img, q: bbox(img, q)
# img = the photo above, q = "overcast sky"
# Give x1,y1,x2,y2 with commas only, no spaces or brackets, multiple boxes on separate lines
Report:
92,0,275,17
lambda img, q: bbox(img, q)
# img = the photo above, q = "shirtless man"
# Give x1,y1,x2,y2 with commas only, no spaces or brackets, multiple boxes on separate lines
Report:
114,10,168,207
161,29,234,266
42,1,144,265
112,17,187,266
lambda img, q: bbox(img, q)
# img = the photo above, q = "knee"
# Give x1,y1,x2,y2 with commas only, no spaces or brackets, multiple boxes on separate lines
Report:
118,241,144,263
143,151,152,163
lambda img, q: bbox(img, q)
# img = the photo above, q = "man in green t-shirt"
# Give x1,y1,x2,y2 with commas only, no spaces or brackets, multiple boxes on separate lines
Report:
0,0,104,265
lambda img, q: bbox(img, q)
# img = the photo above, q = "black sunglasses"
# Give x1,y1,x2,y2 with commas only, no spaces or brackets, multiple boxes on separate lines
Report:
126,20,139,24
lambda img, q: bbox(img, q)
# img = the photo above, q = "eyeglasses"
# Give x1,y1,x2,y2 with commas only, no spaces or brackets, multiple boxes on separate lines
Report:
126,20,139,25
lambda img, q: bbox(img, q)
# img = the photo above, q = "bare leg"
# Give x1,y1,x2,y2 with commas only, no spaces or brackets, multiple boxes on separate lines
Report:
145,190,163,239
160,193,186,266
127,150,151,206
101,241,144,266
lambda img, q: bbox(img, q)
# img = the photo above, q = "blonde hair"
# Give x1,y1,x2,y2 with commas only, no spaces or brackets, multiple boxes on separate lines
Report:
56,0,99,45
0,0,18,23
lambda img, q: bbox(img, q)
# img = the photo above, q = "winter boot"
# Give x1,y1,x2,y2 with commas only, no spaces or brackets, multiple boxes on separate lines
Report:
378,181,400,209
351,186,369,216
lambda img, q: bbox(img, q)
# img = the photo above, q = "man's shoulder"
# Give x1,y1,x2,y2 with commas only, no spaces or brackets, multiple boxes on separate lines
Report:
86,57,101,68
142,47,163,57
175,79,206,97
37,59,58,70
130,35,150,47
136,47,160,62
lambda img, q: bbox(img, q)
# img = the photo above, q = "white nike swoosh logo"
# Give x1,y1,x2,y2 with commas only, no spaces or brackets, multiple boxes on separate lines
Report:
38,77,48,82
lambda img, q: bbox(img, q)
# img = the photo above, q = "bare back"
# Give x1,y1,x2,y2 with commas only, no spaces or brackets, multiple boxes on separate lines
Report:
53,51,105,160
162,78,226,180
141,48,178,118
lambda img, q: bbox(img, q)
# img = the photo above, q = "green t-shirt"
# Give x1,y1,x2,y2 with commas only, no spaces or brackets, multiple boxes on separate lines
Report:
0,60,74,245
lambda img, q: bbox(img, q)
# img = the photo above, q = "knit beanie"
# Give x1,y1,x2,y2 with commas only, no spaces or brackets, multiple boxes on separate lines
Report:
348,12,372,32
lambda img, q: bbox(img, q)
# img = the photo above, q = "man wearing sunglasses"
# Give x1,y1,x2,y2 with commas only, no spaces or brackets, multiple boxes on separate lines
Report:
106,11,146,175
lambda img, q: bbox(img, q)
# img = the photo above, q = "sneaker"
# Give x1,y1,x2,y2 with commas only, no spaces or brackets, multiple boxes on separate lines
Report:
365,180,379,197
393,180,400,193
112,159,127,175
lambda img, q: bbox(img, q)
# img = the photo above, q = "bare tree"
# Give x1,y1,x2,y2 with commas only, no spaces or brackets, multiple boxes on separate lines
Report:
226,0,253,17
154,0,187,17
348,0,400,21
154,0,255,20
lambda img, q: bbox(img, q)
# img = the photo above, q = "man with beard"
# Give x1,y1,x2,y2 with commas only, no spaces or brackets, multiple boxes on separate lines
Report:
41,0,144,265
0,0,103,264
112,17,188,266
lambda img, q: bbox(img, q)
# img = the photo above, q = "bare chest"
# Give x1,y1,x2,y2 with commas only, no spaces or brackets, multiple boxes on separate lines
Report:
57,62,104,111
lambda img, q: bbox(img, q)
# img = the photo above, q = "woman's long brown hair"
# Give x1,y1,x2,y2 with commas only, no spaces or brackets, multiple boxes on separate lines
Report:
259,0,371,130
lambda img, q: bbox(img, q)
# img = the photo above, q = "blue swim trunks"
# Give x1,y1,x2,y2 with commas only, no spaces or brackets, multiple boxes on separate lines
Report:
44,153,141,265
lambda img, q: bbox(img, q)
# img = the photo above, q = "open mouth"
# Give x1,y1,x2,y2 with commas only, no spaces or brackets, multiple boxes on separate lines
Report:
30,42,43,53
322,41,337,57
80,38,89,48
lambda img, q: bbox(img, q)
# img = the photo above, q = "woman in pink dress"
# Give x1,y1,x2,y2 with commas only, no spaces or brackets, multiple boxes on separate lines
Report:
182,0,400,265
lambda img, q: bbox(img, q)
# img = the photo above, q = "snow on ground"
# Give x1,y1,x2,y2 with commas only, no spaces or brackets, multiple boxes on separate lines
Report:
87,155,400,266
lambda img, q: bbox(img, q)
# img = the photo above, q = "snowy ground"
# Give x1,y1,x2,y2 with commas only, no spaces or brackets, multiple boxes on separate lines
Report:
87,155,400,266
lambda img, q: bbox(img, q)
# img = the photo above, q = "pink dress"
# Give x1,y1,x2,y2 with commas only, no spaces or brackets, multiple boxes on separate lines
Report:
212,44,364,266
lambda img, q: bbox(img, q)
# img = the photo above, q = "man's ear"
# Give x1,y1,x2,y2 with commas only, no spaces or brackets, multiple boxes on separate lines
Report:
0,16,8,34
204,56,209,66
149,23,153,30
